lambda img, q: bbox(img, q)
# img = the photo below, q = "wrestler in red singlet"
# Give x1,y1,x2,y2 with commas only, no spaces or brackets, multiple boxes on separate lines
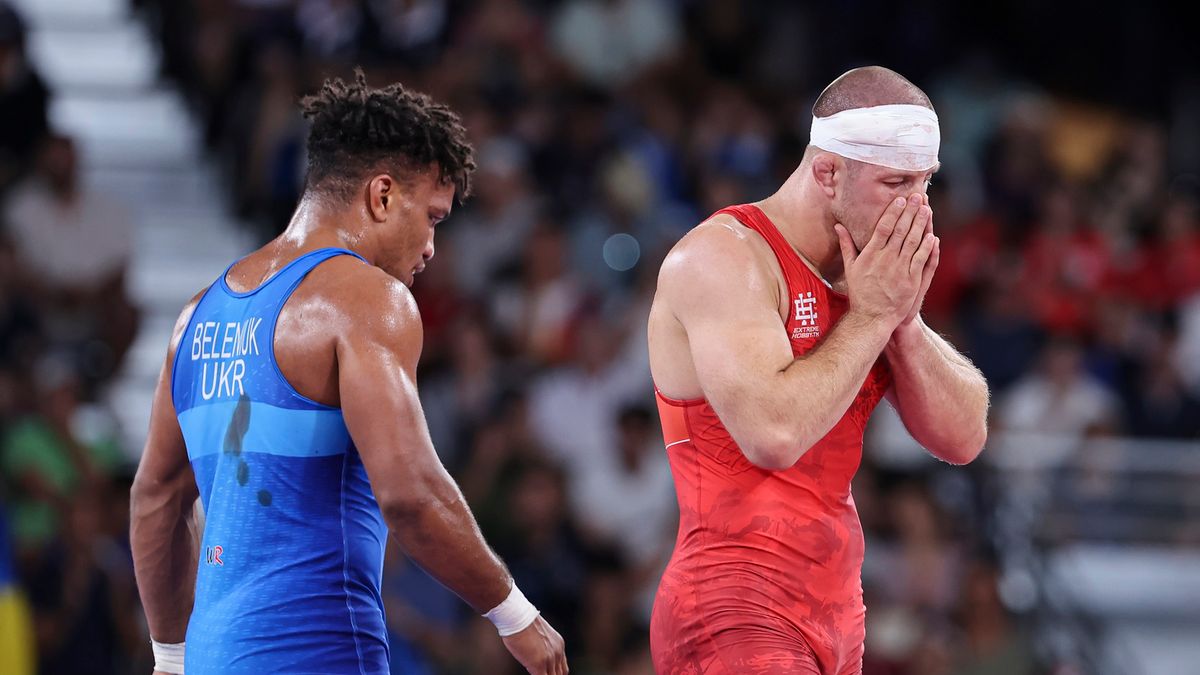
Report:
647,67,990,675
651,204,889,675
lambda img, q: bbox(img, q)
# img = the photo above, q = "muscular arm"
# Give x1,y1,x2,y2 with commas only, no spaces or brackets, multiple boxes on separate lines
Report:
658,222,894,470
130,296,202,644
337,277,511,613
884,319,989,464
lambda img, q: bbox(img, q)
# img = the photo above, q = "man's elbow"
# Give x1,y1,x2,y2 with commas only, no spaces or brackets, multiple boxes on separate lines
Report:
741,429,813,471
129,474,157,523
934,426,987,465
377,482,453,532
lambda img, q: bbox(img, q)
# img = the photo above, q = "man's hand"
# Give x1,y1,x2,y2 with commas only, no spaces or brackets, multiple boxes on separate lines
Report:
502,616,568,675
899,194,940,327
835,193,935,331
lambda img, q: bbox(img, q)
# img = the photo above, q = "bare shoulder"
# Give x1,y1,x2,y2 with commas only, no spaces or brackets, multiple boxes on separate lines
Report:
314,257,422,347
658,213,780,312
168,288,208,356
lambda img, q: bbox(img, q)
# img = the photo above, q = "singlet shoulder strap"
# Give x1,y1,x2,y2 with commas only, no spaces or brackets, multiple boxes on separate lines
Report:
218,247,368,299
713,203,805,291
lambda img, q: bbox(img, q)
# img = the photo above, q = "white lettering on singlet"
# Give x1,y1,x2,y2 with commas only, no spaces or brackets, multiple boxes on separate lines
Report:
190,317,262,400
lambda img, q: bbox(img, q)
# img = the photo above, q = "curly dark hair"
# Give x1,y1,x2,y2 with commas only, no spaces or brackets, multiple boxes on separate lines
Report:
300,69,475,202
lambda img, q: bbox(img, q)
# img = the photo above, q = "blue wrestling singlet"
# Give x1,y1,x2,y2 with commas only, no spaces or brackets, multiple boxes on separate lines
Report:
171,248,390,674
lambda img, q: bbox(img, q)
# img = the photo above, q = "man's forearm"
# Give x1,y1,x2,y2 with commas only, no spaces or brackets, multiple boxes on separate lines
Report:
885,319,989,463
384,472,513,615
741,309,894,468
131,490,198,642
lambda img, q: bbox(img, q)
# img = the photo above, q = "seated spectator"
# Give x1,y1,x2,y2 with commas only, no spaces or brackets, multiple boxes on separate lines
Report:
997,338,1122,437
3,135,139,387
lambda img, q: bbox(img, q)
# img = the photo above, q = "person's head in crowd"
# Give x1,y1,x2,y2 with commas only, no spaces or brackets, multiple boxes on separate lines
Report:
62,486,104,554
298,69,476,287
570,309,618,375
509,458,568,547
615,404,655,472
889,479,947,545
1037,180,1085,237
36,134,79,199
1160,190,1199,241
523,215,569,286
957,554,1022,644
1040,337,1086,389
33,355,82,431
450,315,498,377
472,137,530,214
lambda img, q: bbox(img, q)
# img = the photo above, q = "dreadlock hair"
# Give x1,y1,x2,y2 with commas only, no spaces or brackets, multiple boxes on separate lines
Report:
300,69,475,203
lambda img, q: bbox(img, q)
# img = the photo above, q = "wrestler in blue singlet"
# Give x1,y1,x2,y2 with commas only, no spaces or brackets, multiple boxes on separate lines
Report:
172,248,388,674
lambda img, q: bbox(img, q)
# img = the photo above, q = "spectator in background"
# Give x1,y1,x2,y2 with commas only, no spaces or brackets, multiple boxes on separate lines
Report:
380,539,463,675
449,137,540,297
420,317,517,468
493,458,592,662
1019,182,1110,336
1,358,125,552
0,2,49,193
1123,334,1200,438
997,338,1122,437
550,0,681,88
23,487,142,675
951,558,1036,675
869,481,965,617
959,260,1045,394
528,310,645,476
491,217,587,365
0,237,42,366
3,135,139,388
571,405,675,618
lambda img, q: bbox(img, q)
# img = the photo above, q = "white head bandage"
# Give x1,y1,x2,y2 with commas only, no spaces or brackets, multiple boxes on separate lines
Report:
810,104,940,172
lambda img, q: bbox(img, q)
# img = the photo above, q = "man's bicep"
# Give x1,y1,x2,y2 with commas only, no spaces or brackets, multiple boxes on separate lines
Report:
669,256,794,416
337,317,442,499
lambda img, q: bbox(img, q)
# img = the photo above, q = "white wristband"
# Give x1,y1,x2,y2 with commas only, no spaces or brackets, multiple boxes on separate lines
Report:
483,582,539,637
151,639,185,674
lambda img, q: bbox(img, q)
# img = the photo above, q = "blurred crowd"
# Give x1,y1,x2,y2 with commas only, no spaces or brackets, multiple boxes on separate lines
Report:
2,0,1199,674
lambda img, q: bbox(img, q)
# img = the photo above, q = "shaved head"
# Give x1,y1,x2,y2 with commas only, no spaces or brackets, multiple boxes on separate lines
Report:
813,66,932,117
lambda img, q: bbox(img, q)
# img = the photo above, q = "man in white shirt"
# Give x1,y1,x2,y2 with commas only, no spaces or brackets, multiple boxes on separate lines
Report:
4,134,138,384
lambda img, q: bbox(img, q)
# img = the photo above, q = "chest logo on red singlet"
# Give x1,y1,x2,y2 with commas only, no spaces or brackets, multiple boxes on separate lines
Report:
792,291,820,339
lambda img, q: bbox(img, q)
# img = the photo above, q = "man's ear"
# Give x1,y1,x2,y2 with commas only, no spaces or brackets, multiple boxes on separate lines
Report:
810,153,839,199
367,174,394,222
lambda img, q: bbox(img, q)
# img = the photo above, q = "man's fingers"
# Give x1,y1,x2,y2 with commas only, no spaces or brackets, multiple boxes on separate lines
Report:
888,194,923,255
834,224,858,268
901,205,932,260
910,232,936,276
868,197,907,251
925,236,940,275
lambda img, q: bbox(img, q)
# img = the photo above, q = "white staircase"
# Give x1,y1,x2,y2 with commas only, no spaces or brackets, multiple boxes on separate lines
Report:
13,0,255,456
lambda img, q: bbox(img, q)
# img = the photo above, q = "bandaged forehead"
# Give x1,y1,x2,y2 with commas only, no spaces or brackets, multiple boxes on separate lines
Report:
809,104,940,172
